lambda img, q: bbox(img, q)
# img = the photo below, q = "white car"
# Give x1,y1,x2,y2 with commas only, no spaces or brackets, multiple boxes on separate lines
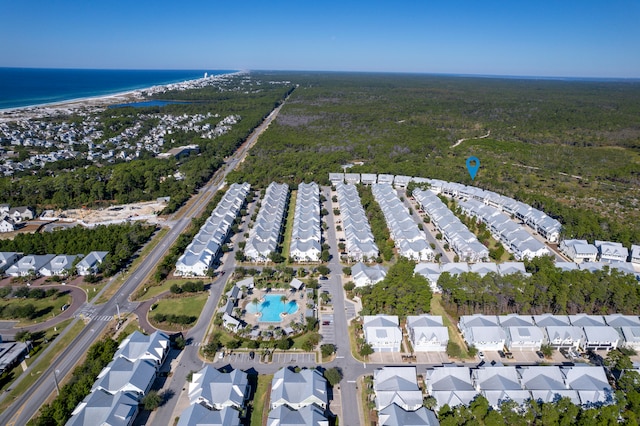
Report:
478,351,485,360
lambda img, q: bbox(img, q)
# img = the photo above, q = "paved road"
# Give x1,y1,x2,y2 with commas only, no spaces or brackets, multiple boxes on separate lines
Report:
0,94,291,426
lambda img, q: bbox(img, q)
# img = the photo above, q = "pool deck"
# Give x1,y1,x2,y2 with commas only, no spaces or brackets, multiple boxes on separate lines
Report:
241,288,310,329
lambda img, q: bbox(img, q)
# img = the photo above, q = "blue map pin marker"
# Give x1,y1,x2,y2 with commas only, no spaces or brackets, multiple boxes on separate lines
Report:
466,156,480,180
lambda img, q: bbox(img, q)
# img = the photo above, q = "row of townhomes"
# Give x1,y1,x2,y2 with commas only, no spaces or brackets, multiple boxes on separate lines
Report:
363,314,449,353
178,366,249,426
329,173,563,243
0,251,107,277
457,198,552,261
335,182,379,261
243,182,289,262
412,188,489,262
414,261,528,292
561,239,640,265
458,313,640,352
374,367,440,426
175,183,251,276
267,367,330,426
66,331,170,426
289,182,321,262
425,364,613,411
0,205,35,233
371,183,435,261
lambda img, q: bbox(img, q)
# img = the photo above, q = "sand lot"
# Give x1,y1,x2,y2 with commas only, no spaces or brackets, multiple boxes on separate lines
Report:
53,200,167,226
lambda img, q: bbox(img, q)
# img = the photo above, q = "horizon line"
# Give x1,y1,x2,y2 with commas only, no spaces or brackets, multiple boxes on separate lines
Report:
1,66,639,82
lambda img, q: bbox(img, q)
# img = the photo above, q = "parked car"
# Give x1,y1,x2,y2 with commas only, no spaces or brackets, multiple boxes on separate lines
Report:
498,350,505,358
478,351,485,360
249,351,255,360
536,351,545,359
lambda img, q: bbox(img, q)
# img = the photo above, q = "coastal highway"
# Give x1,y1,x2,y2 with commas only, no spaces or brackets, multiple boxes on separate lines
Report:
0,96,289,426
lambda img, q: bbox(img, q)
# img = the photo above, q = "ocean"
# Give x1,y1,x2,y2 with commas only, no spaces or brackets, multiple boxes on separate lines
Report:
0,68,235,110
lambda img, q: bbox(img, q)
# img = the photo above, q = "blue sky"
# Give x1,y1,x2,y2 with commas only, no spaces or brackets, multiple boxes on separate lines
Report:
2,0,639,78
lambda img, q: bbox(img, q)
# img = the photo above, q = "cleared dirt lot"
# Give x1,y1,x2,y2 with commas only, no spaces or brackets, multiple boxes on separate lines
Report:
54,200,167,225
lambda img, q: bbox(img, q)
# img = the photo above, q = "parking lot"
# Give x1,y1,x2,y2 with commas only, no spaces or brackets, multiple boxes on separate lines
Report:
271,352,317,365
320,314,335,345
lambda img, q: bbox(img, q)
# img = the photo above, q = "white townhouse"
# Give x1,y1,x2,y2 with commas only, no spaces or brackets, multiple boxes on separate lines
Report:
407,315,449,352
595,240,629,263
373,366,424,412
630,244,640,265
560,239,598,263
363,315,403,352
76,251,109,276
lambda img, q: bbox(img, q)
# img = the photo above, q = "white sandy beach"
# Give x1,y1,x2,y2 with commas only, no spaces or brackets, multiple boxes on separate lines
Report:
0,70,244,123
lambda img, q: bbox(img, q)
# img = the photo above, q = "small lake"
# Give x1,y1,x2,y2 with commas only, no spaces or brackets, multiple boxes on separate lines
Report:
109,100,191,108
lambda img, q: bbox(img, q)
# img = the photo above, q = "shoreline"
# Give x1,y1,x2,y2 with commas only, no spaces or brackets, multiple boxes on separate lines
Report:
0,70,243,121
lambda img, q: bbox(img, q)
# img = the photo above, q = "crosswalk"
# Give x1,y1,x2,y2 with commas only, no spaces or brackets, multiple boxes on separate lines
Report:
74,314,116,322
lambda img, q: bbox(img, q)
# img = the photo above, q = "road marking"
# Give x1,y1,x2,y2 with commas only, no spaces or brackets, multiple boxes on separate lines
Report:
336,356,344,359
347,380,356,383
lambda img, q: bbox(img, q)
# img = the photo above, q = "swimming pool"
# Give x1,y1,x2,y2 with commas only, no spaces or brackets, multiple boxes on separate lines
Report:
246,294,299,322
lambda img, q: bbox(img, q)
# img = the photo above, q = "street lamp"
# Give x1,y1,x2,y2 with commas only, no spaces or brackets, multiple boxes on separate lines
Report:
53,369,60,395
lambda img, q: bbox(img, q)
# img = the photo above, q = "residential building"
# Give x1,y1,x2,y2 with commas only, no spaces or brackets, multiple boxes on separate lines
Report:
351,262,387,288
518,366,580,404
92,358,156,396
76,251,109,276
270,368,328,410
0,252,21,272
114,331,170,368
244,182,288,262
363,315,403,352
560,239,598,263
505,326,544,351
66,390,139,426
188,366,249,410
40,254,78,276
471,366,531,408
544,326,584,350
289,182,321,262
425,366,478,411
595,240,629,263
5,254,55,277
266,404,329,426
177,404,241,426
378,405,440,426
406,315,449,352
373,366,424,411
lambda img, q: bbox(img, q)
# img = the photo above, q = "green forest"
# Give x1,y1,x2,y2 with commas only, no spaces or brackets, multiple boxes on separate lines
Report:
227,71,640,245
438,256,640,315
0,222,155,276
357,257,433,316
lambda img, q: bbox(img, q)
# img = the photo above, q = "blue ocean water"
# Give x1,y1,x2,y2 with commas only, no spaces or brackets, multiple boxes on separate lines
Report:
0,68,234,110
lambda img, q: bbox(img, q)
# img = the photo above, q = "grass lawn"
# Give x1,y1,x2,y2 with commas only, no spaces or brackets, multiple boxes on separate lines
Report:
280,190,297,264
348,322,366,362
250,374,273,426
430,293,470,359
0,319,84,413
0,294,72,326
148,293,208,332
134,278,206,301
96,227,169,305
77,281,108,298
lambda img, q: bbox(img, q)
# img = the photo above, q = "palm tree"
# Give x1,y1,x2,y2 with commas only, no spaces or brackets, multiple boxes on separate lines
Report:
280,295,288,305
252,297,260,313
